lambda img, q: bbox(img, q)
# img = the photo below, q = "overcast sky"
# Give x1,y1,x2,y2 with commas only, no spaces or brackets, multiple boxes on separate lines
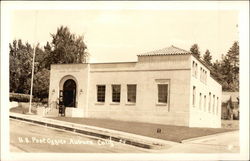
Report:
10,2,239,63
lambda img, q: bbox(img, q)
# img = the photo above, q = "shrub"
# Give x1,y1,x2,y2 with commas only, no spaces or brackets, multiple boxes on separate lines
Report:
32,97,40,102
9,93,30,102
41,98,48,104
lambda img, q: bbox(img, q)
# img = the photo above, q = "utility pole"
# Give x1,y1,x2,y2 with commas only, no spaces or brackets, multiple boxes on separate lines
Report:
28,11,38,114
28,45,36,114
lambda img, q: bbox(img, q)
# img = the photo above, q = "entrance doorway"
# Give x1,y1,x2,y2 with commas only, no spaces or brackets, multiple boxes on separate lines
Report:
62,79,76,107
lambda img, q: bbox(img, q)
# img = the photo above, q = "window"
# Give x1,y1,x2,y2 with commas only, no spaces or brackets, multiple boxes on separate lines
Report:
192,86,196,107
127,84,136,103
97,85,106,102
192,61,195,76
200,67,203,80
202,69,205,82
204,95,206,111
199,93,202,109
158,84,168,103
205,71,207,83
112,85,121,103
195,63,198,77
213,95,215,114
199,69,207,84
208,92,211,112
192,61,198,78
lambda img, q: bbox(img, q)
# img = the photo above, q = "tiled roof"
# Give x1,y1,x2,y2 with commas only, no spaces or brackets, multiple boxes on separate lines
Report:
138,45,191,56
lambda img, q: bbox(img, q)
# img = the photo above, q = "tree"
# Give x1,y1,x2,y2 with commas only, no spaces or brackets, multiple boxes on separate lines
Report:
9,40,20,92
44,26,88,69
219,42,239,91
203,49,212,66
35,44,47,71
9,40,50,99
9,39,33,94
227,41,239,88
221,57,233,90
209,42,239,92
211,60,223,83
227,97,234,120
33,68,50,101
9,26,89,102
190,44,201,58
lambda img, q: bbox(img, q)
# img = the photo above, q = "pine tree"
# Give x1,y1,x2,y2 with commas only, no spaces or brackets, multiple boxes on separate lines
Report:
211,60,223,83
190,44,201,58
227,41,239,90
203,49,212,66
210,42,239,92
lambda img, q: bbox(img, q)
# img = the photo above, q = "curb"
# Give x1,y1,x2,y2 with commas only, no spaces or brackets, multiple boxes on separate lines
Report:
181,130,239,143
9,112,177,149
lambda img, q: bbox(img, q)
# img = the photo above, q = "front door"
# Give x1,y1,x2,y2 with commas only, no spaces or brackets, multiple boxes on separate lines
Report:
63,79,76,107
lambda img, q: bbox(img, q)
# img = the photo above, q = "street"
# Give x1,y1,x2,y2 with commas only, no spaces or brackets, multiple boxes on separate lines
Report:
10,119,239,153
10,119,147,153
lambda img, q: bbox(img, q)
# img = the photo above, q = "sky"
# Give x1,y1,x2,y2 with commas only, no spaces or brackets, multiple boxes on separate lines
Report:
10,3,239,63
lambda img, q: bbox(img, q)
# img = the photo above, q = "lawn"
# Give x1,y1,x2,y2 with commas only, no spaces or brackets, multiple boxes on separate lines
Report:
51,117,236,143
10,106,238,143
10,105,37,114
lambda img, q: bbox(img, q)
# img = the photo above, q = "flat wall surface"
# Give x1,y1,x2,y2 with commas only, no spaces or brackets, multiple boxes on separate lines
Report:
90,55,191,72
88,68,191,126
137,54,190,70
189,56,222,128
48,56,193,126
48,54,221,128
48,64,89,117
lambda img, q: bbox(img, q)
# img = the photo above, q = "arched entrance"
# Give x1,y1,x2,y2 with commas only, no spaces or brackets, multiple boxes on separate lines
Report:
62,79,76,107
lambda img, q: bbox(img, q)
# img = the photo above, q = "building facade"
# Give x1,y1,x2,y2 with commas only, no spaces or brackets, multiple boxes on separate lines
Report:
48,46,222,128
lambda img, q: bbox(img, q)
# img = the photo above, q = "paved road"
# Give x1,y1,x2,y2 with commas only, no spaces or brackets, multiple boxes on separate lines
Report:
160,131,239,153
10,119,147,153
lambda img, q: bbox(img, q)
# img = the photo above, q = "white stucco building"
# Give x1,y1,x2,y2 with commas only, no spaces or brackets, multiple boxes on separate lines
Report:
48,46,222,128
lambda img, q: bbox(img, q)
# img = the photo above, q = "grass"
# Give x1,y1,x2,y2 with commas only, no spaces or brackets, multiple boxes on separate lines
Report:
10,105,37,114
51,117,236,143
10,104,238,143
